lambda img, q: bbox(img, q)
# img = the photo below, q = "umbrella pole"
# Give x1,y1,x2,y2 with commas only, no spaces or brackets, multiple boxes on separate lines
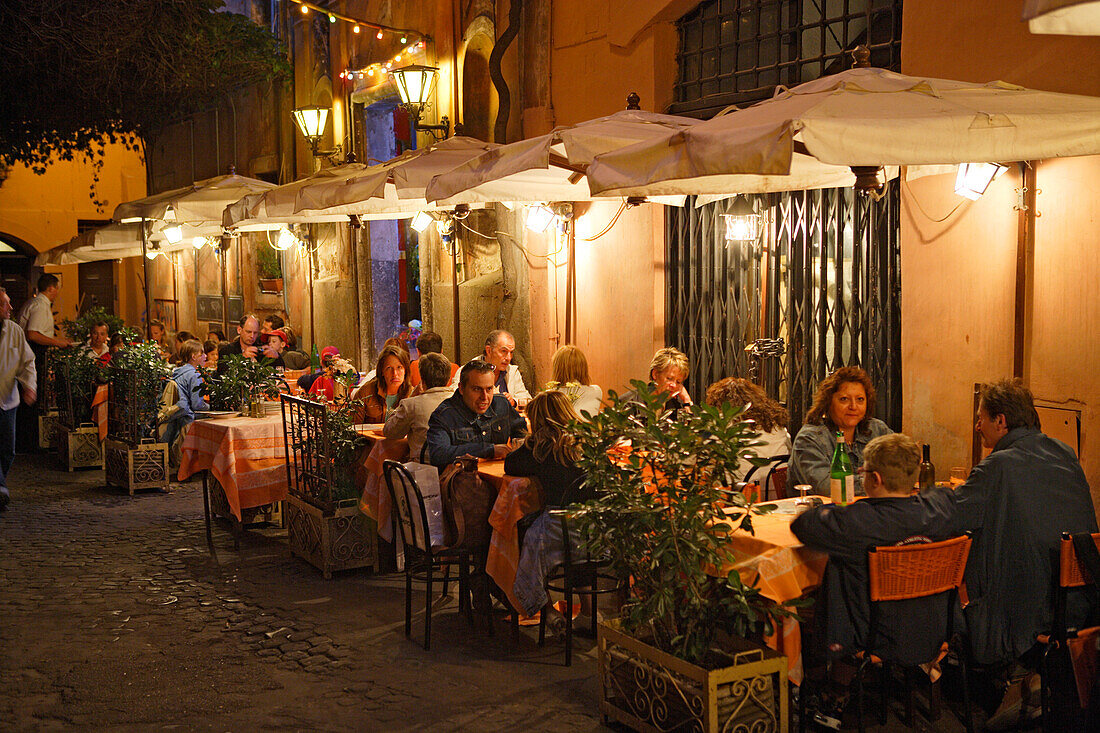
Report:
451,234,461,364
308,226,316,351
141,218,153,339
220,241,229,338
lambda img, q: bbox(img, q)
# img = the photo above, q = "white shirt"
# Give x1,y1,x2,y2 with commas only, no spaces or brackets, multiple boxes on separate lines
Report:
382,386,454,463
0,320,37,410
18,293,54,338
494,364,532,401
555,383,603,417
83,341,109,358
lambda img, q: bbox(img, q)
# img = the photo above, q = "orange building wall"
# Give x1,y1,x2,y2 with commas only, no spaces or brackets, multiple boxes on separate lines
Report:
900,2,1100,502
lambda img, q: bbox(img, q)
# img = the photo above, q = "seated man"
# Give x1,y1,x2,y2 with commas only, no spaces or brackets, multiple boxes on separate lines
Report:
408,331,459,390
81,321,111,364
954,379,1096,669
791,433,958,665
424,358,526,469
218,314,283,370
384,353,455,463
483,329,531,404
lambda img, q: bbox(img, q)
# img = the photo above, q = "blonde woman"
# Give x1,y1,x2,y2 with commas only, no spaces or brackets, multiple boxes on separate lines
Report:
506,391,596,623
623,346,692,420
547,345,602,417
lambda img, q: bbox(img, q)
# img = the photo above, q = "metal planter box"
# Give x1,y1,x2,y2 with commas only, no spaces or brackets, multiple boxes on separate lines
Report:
598,619,788,733
38,409,60,450
58,423,103,471
105,439,169,495
286,495,378,579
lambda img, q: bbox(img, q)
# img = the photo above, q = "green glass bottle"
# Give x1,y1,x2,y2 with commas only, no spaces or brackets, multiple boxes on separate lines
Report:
310,343,321,370
829,430,854,506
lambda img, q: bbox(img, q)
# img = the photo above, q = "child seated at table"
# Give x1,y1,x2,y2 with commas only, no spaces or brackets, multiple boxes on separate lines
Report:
161,339,210,455
507,391,597,628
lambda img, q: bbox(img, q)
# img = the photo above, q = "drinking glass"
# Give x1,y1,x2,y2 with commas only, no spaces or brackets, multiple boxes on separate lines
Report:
794,484,813,514
949,467,968,487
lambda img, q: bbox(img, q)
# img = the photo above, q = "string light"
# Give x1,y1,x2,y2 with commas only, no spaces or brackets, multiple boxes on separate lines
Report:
376,30,384,39
328,14,336,23
400,35,407,43
353,24,360,33
300,4,308,12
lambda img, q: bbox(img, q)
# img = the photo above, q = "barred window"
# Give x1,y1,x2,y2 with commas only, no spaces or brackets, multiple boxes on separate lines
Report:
672,0,903,116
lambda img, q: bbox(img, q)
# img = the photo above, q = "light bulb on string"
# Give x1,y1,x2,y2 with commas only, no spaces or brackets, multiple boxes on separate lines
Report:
353,24,360,33
300,3,308,13
328,14,335,23
400,35,407,43
376,29,384,39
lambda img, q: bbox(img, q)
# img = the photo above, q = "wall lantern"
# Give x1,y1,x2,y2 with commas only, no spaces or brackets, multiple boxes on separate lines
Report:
390,64,450,140
954,162,1008,200
292,105,339,156
722,196,761,243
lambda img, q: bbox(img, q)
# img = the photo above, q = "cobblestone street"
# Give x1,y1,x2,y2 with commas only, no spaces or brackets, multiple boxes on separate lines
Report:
0,458,606,731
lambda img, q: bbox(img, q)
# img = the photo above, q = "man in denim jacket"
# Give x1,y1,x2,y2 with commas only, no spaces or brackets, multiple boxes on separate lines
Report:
425,359,526,469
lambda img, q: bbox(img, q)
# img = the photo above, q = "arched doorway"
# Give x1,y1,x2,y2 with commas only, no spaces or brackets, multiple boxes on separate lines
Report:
0,232,40,315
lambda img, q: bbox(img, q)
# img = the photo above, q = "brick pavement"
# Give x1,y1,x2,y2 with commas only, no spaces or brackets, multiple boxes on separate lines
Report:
0,457,607,731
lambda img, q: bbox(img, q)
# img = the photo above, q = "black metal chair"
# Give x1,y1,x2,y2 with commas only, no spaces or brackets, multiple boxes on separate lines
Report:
537,508,625,666
743,453,790,501
382,459,475,651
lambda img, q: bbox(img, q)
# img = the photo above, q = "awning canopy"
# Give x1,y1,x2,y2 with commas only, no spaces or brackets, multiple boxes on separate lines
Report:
1024,0,1100,35
585,67,1100,198
114,172,277,225
35,223,197,265
424,110,701,205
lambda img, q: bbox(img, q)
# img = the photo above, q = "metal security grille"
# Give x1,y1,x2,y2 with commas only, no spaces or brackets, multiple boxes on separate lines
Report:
666,187,901,433
672,0,903,115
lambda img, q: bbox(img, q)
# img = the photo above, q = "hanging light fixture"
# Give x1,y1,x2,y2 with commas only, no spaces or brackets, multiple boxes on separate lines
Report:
525,205,556,234
146,242,163,260
954,162,1008,200
271,228,299,251
192,237,207,250
390,64,450,140
161,225,183,244
410,211,434,233
722,196,761,243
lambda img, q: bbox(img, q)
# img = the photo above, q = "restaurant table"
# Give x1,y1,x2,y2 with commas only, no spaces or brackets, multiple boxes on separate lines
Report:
177,413,288,551
355,430,411,541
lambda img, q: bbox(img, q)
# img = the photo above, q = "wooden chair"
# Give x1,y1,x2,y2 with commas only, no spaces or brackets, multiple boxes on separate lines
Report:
382,459,474,651
538,508,626,666
1039,532,1100,732
856,535,975,733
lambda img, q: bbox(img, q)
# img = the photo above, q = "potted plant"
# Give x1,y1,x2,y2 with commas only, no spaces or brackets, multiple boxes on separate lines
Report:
257,245,283,293
570,381,802,732
50,344,109,469
205,354,285,412
59,306,132,346
284,388,379,578
104,341,173,494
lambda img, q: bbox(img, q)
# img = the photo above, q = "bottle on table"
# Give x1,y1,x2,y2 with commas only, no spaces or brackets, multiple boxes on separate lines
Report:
829,430,854,506
918,443,936,492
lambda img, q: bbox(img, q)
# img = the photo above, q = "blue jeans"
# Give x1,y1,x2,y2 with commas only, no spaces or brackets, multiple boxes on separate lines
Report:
0,405,18,487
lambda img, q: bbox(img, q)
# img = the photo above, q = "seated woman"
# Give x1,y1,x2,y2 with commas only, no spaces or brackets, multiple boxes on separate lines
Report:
507,391,597,625
162,339,209,450
705,377,792,485
548,345,602,417
202,340,219,373
624,347,692,420
789,366,892,496
350,344,412,423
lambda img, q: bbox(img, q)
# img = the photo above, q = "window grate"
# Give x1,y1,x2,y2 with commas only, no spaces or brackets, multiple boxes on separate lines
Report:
672,0,903,116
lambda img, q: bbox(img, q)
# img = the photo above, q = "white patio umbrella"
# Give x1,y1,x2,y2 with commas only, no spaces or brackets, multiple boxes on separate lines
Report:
112,171,278,335
424,110,700,205
222,163,364,230
585,66,1100,199
34,222,199,265
1024,0,1100,35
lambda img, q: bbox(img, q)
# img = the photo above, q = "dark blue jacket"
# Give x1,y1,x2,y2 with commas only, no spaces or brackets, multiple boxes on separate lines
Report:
425,392,527,468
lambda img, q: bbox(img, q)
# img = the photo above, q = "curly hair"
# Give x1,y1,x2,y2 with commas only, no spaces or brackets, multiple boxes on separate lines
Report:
524,391,582,465
804,366,876,431
705,377,788,433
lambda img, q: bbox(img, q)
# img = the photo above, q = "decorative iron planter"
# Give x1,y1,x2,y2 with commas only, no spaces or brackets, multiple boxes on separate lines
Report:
58,423,103,471
38,409,60,450
105,439,169,495
598,619,788,733
286,495,378,579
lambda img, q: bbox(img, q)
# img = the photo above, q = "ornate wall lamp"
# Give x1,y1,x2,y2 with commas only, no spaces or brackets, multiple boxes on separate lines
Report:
390,64,450,140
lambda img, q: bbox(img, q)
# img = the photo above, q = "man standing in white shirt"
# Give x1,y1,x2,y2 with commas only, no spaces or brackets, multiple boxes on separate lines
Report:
16,274,71,452
483,329,531,405
0,287,38,510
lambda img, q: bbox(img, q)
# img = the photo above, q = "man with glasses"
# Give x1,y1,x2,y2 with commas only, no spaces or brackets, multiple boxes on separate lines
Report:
424,358,526,469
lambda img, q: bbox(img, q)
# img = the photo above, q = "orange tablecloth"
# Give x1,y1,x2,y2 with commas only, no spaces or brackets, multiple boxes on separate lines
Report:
92,383,109,441
356,432,410,541
479,460,542,614
177,415,288,521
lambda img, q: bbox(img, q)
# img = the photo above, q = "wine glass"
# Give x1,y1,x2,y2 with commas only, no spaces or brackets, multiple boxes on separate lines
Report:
794,484,813,513
949,467,968,487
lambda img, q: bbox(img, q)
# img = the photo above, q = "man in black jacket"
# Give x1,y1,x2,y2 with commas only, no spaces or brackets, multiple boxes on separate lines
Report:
218,314,283,371
791,433,958,665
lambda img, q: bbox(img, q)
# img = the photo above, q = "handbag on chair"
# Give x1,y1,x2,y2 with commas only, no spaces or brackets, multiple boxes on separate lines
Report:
439,456,495,551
